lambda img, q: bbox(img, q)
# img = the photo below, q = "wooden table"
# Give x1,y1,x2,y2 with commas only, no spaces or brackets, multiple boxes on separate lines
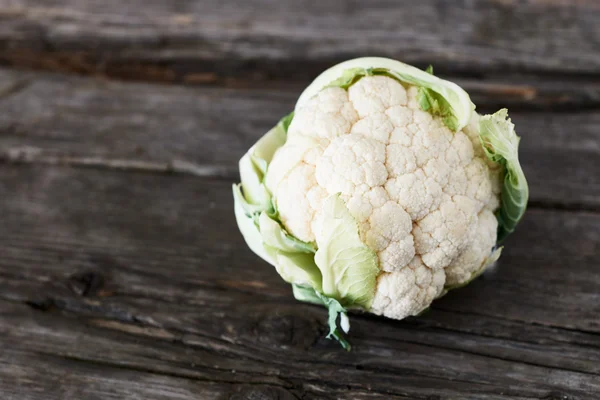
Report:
0,1,599,399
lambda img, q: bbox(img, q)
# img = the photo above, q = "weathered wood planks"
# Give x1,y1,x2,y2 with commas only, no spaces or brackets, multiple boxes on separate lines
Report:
0,69,598,210
0,0,599,82
0,164,599,398
0,1,599,396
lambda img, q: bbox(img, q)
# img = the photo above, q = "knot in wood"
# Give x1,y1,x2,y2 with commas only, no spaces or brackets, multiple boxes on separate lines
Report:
67,270,105,297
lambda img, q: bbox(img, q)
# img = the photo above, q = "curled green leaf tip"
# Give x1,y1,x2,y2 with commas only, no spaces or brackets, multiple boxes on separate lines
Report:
324,297,352,351
479,109,529,243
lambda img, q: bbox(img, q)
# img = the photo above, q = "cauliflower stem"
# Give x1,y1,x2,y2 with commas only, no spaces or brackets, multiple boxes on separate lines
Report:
293,284,352,350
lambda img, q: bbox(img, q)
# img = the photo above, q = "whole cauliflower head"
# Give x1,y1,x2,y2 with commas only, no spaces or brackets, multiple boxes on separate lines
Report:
233,58,528,348
266,75,500,319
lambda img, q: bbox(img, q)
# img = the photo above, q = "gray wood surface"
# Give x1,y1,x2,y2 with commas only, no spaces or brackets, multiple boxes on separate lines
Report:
0,0,599,81
0,164,599,399
0,69,598,210
0,71,600,399
0,1,599,399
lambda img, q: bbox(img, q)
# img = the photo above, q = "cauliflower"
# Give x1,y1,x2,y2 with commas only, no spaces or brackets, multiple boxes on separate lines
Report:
233,58,528,349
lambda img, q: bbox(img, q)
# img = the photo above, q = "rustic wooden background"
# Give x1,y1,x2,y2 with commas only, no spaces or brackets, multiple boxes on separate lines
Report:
0,1,599,399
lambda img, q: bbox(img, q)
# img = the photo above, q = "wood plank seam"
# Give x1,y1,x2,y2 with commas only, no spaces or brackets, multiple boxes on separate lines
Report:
0,146,236,178
2,281,600,379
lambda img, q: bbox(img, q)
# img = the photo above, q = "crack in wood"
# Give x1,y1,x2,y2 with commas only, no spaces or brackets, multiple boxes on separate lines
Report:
0,79,30,101
431,306,600,339
27,345,546,400
0,147,236,179
0,148,597,214
4,289,599,380
32,350,298,391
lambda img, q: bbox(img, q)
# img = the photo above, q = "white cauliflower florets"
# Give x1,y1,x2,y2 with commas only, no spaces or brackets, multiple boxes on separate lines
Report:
371,256,445,318
444,209,498,287
266,75,500,320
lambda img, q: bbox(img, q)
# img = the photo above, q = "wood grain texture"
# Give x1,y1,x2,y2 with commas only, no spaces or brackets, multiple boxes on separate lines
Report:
0,0,599,82
2,346,273,400
0,1,599,396
0,164,599,399
0,68,598,210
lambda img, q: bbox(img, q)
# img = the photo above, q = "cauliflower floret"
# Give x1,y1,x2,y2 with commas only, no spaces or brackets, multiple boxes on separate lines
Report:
444,209,498,286
266,75,502,320
463,112,485,159
413,195,479,269
316,133,388,196
464,157,494,208
371,256,445,319
351,112,394,143
364,201,415,272
288,86,358,140
385,170,443,221
275,163,322,242
348,75,408,117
